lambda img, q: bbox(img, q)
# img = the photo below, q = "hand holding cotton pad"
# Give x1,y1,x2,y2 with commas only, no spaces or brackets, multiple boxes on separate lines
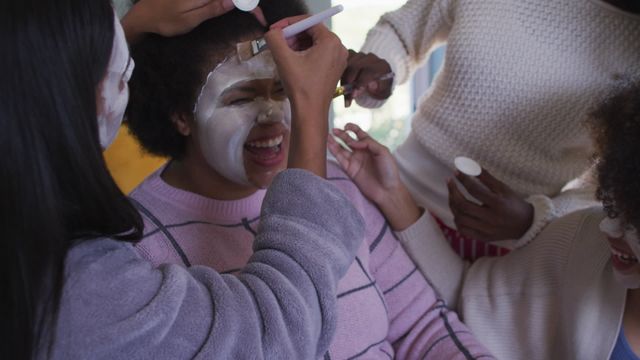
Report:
453,156,483,205
455,156,482,176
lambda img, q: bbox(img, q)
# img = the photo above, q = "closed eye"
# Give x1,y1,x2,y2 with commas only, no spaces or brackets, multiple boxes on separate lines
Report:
227,97,253,106
273,82,286,99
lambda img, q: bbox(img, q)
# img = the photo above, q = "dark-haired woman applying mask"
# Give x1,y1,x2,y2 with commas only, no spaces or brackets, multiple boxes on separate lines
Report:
1,1,360,359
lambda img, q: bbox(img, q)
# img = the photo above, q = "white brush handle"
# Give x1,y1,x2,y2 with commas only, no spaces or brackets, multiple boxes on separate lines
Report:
282,5,344,38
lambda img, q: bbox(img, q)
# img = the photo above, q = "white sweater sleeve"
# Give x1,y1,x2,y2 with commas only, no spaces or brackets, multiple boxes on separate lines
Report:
357,0,456,108
394,211,469,309
513,168,599,248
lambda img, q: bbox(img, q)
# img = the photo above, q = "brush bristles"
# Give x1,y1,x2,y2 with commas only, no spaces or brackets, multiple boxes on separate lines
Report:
237,38,268,62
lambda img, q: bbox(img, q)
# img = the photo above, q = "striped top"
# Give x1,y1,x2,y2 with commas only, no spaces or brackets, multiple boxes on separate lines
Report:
130,161,493,359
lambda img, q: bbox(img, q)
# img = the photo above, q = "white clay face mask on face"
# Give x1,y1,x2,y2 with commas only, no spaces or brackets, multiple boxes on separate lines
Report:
600,217,640,289
193,50,291,186
97,11,134,149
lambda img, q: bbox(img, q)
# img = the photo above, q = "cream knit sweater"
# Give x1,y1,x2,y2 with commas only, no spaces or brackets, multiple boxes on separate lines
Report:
397,207,627,360
360,0,640,244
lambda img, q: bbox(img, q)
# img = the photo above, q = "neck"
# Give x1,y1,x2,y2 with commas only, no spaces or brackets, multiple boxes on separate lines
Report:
600,0,640,14
161,145,257,200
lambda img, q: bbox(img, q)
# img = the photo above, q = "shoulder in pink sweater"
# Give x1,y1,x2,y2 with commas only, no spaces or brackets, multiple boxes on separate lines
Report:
129,161,493,359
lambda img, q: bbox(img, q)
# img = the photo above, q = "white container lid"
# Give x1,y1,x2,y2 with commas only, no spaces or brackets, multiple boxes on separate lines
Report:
232,0,259,12
454,156,482,177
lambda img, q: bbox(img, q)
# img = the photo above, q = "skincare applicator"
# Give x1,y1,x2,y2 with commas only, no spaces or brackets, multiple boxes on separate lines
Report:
236,5,344,62
232,0,259,11
453,156,483,205
454,156,482,177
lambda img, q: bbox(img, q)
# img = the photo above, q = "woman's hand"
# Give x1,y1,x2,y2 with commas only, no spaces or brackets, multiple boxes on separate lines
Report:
341,50,393,107
265,17,348,178
122,0,235,44
328,123,421,230
266,17,348,115
447,170,534,242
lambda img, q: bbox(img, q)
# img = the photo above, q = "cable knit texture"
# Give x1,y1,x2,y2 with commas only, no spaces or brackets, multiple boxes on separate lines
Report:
360,0,640,243
129,161,494,359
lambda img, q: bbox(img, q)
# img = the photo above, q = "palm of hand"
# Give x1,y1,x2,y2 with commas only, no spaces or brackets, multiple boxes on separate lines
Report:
344,147,400,204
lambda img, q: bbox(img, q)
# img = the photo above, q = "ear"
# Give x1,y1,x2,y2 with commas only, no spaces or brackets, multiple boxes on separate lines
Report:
171,113,193,136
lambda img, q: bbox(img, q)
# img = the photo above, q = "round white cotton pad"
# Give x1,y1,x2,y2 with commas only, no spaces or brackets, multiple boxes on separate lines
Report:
232,0,259,11
455,156,482,177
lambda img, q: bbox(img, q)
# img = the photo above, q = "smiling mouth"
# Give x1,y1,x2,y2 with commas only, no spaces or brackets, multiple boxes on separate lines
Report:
611,246,639,265
245,135,283,149
244,134,285,164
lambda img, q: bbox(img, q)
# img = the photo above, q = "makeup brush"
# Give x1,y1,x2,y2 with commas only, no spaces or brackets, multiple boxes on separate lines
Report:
237,5,344,62
333,72,395,98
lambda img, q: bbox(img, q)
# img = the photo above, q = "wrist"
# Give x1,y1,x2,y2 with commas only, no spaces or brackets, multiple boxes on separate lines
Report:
377,185,421,231
287,107,329,178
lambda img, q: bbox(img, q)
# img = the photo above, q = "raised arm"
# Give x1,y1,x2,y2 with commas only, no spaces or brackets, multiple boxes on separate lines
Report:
55,170,364,359
328,123,469,307
119,0,235,44
349,0,456,108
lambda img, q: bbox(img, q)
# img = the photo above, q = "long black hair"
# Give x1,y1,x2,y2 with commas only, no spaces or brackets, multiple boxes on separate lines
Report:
0,0,143,357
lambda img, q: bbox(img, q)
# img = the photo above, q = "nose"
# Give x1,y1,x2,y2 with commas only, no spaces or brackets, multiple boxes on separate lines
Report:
256,103,275,124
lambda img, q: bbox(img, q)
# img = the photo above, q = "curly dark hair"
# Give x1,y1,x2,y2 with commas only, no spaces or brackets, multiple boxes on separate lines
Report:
127,0,308,159
588,78,640,229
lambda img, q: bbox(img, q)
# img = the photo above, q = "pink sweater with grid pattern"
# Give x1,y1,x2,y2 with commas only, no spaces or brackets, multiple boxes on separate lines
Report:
129,161,492,359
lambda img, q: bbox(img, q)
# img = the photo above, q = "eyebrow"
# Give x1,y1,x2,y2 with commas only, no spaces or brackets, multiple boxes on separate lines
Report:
220,85,258,97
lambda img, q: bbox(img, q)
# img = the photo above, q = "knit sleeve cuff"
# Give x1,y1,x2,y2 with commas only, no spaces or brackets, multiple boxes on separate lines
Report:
395,210,466,308
355,22,410,109
360,22,409,83
512,195,556,249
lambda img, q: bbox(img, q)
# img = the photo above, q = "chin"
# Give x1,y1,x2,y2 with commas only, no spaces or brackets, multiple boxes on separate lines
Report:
247,166,286,189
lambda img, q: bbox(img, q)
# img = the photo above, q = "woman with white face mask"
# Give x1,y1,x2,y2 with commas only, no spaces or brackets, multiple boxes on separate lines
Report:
124,3,495,358
1,1,363,359
328,79,640,359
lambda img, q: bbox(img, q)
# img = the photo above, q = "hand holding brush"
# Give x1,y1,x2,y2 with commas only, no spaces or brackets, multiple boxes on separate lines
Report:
236,5,344,62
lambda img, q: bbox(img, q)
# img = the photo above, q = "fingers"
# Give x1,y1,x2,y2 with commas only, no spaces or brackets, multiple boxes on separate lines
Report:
331,128,364,149
341,51,393,106
455,171,496,206
343,122,369,140
477,168,508,194
447,179,491,221
184,0,234,25
341,50,363,107
327,134,352,170
250,6,268,26
343,123,389,156
270,15,310,30
264,28,293,59
447,180,493,241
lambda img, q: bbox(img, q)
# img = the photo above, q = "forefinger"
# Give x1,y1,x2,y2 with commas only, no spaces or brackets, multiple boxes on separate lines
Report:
455,172,496,206
184,0,234,19
270,15,311,30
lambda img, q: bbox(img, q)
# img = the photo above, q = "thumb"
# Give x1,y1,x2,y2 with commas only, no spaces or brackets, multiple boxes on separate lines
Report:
264,28,293,60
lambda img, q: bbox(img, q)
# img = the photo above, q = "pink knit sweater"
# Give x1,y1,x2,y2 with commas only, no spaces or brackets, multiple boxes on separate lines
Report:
130,161,493,359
